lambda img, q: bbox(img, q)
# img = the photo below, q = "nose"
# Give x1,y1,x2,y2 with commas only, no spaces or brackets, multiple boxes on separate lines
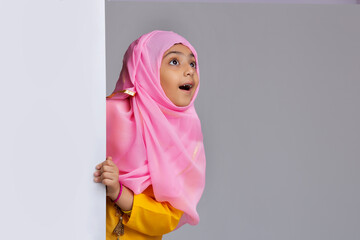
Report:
184,64,195,77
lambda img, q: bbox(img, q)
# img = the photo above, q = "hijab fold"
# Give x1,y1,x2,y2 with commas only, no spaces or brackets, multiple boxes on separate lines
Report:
106,30,206,226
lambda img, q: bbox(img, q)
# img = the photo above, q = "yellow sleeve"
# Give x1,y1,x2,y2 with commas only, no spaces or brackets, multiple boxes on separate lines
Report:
122,185,183,237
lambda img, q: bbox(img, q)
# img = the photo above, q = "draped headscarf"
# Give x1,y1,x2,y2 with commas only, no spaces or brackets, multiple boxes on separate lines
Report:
106,30,206,226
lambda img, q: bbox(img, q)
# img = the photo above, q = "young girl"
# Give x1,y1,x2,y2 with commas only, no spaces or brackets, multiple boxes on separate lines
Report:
93,30,206,239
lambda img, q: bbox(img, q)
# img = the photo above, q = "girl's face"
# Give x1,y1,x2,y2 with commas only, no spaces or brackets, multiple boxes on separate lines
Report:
160,44,199,107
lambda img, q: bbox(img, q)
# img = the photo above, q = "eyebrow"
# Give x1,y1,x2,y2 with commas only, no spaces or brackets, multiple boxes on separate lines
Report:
163,51,195,59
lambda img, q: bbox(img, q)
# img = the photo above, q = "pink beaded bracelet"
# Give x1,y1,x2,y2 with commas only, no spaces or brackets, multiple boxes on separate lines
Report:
113,183,123,203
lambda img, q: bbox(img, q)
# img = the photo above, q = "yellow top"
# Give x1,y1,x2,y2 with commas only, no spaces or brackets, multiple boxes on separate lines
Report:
106,185,183,240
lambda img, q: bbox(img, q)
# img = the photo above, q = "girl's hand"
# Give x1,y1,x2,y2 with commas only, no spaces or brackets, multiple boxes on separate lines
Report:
94,156,120,201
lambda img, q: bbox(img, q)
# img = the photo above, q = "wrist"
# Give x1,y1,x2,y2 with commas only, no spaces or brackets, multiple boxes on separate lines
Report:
110,182,123,202
108,182,121,201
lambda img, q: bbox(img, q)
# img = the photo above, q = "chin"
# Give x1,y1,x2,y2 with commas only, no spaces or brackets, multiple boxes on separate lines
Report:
174,100,191,107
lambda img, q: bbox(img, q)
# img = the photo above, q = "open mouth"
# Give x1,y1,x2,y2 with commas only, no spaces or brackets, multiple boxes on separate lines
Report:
179,84,193,91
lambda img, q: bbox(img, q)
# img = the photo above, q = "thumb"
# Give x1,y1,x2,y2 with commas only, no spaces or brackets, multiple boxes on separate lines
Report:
106,156,113,161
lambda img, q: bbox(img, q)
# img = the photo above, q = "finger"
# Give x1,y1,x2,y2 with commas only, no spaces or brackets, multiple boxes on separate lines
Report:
107,156,112,161
101,165,118,174
101,165,110,173
95,161,105,170
94,177,101,183
101,172,116,181
99,163,111,173
104,159,114,166
93,170,101,177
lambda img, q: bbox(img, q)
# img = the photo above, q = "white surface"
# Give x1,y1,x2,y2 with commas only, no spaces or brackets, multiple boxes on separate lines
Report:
0,1,106,239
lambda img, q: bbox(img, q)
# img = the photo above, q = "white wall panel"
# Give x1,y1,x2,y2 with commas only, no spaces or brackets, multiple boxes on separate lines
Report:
0,1,106,239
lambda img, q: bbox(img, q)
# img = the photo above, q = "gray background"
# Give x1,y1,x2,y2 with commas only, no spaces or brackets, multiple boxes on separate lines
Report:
108,0,360,4
105,2,360,240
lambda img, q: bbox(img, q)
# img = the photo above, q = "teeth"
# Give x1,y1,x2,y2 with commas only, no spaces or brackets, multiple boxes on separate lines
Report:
179,84,192,90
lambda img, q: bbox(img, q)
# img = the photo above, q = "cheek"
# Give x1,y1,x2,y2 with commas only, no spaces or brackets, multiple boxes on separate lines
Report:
160,72,176,95
162,72,177,86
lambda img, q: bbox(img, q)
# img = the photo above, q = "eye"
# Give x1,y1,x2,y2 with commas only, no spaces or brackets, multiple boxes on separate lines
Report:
169,59,179,66
190,61,197,69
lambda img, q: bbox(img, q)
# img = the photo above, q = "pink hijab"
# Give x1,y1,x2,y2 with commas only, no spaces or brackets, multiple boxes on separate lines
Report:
106,30,206,226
